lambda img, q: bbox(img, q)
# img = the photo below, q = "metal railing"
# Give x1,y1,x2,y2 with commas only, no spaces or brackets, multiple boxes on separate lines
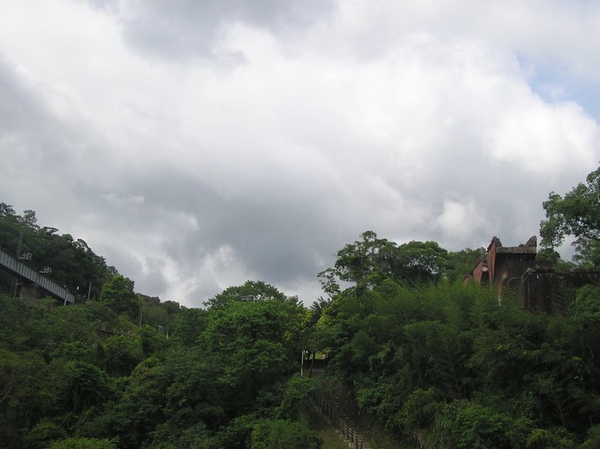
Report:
311,394,372,449
0,248,75,304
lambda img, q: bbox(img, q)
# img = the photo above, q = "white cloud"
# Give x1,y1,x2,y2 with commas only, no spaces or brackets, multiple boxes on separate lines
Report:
435,198,489,241
1,0,599,306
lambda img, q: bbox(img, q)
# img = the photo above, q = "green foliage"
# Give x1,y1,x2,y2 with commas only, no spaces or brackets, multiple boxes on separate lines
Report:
103,334,144,377
0,347,47,445
49,437,118,449
312,245,600,449
6,218,600,449
526,428,576,449
100,275,141,320
0,203,116,298
138,325,167,357
447,401,512,449
572,237,600,268
446,247,486,281
102,356,170,448
1,204,318,448
199,296,304,400
397,240,452,284
274,375,316,420
318,231,451,293
581,425,600,449
250,418,320,449
60,361,116,414
136,294,180,332
170,307,208,346
540,166,600,258
399,387,441,434
204,280,289,309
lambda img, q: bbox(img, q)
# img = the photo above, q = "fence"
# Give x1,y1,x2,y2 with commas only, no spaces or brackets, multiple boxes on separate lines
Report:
311,394,372,449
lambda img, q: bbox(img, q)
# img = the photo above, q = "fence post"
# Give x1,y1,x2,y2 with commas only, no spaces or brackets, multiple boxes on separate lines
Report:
312,393,371,449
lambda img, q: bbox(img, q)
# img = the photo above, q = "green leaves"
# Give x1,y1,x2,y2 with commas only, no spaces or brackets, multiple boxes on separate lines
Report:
319,231,451,293
48,437,118,449
0,204,116,299
103,335,143,377
315,275,600,448
541,166,600,253
204,280,289,309
450,401,512,449
250,418,320,449
200,298,303,395
100,275,140,320
60,361,116,414
1,204,323,448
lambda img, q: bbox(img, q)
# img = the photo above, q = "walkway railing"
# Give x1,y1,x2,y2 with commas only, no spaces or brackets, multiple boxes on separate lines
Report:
0,248,75,304
311,393,372,449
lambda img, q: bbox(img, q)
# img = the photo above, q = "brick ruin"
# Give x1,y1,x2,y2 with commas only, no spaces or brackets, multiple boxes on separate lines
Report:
468,236,600,314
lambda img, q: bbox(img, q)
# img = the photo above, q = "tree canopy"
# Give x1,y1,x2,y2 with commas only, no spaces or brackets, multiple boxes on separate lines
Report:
204,280,290,309
5,202,600,449
540,165,600,251
0,203,321,449
318,230,452,294
0,203,117,299
100,275,140,321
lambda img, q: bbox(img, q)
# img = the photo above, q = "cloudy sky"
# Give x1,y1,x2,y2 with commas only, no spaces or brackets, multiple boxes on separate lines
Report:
1,0,599,307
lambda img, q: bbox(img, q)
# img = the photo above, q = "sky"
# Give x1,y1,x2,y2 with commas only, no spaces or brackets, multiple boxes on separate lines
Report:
1,0,599,307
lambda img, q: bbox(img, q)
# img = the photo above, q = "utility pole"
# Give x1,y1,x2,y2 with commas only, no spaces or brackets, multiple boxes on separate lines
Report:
11,232,24,299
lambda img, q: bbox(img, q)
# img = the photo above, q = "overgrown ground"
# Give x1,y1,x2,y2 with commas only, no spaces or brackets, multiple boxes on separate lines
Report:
304,404,348,449
304,396,406,449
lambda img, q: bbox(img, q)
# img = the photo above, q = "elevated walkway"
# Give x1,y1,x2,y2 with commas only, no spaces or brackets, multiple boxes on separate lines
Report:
0,248,75,304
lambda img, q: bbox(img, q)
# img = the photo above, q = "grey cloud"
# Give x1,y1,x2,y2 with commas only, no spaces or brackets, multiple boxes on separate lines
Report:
0,59,88,205
79,170,332,301
143,174,338,281
136,256,171,293
0,57,113,179
0,60,38,131
108,0,336,62
2,1,599,308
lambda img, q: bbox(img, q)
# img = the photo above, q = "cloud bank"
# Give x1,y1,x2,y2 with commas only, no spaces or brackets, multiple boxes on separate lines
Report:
1,0,598,306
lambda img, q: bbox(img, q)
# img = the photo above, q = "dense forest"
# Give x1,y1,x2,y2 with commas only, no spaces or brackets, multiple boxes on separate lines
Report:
2,165,600,448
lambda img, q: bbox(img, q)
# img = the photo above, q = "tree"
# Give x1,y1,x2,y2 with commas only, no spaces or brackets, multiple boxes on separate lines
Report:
540,166,600,253
328,230,398,288
103,334,144,377
59,361,116,414
171,307,208,347
49,437,118,449
571,236,600,268
395,240,451,285
0,202,16,217
446,247,486,282
100,275,140,320
204,280,289,309
199,293,305,407
250,419,320,449
309,296,330,325
18,209,39,229
318,231,451,293
0,206,116,298
446,401,513,449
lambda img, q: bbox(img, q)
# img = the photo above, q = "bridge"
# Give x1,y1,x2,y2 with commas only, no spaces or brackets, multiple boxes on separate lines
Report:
0,248,75,304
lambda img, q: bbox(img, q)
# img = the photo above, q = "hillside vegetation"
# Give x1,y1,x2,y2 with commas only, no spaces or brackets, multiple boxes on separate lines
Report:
2,163,600,448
